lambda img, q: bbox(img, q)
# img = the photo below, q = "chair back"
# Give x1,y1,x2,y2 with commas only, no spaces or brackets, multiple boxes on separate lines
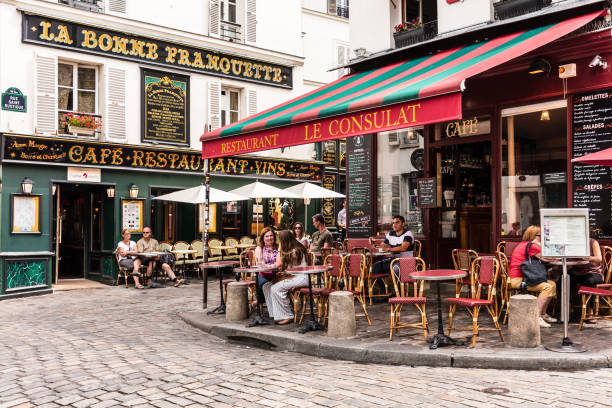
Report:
307,252,316,266
190,240,203,260
346,238,374,252
389,257,425,297
240,249,254,267
413,239,422,258
208,238,223,257
452,249,478,271
345,253,366,293
240,236,255,245
333,241,344,251
225,237,239,255
503,241,521,259
320,247,333,259
173,241,190,251
472,256,499,301
323,254,344,289
114,250,127,271
159,242,173,252
603,245,612,284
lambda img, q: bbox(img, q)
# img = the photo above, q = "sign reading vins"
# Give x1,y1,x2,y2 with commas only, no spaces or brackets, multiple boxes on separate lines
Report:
2,134,324,181
22,13,292,88
142,69,189,145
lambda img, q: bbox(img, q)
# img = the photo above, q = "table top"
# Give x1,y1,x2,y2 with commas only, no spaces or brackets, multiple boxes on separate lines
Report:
134,251,166,257
211,245,236,250
371,251,391,257
234,265,278,273
172,249,197,254
310,251,348,257
286,265,332,275
408,269,467,281
235,243,256,248
547,259,590,266
199,260,239,268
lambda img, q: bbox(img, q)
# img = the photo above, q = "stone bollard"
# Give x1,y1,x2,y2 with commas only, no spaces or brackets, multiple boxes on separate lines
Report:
327,291,356,338
226,282,249,321
508,294,540,348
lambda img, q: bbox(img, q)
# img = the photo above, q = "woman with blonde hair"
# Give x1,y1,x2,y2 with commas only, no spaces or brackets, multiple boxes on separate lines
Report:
508,225,557,327
262,230,309,325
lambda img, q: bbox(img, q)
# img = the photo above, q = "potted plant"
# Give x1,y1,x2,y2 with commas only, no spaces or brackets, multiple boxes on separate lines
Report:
62,112,102,136
393,18,424,48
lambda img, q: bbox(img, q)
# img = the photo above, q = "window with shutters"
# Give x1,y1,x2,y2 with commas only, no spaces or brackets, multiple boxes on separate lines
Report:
328,0,349,18
219,0,244,42
221,88,240,127
58,0,102,12
58,62,100,138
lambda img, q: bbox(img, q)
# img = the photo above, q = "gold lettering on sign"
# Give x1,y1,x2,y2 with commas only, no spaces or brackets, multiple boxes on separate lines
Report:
56,25,73,44
445,117,479,138
39,21,54,40
68,145,83,162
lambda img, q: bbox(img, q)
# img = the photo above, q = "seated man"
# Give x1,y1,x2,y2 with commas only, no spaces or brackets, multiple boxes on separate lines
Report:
371,215,414,281
136,227,183,287
117,229,145,289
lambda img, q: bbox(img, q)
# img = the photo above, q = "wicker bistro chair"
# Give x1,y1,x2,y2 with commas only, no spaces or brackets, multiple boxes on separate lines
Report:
355,247,390,305
346,238,374,252
224,237,240,261
159,242,173,252
207,238,224,262
172,241,190,279
413,239,422,258
497,240,521,261
388,257,429,340
184,240,203,278
239,236,255,246
342,253,371,325
297,254,343,324
496,251,512,324
445,256,504,347
576,245,612,327
451,249,478,297
114,250,131,287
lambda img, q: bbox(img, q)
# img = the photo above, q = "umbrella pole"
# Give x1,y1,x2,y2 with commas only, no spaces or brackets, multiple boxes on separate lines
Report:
202,160,210,309
304,200,308,234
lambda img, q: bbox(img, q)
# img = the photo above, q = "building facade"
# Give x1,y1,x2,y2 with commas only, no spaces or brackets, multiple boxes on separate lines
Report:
0,0,348,299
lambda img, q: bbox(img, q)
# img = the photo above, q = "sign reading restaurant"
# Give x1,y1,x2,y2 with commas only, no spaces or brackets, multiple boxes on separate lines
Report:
22,13,293,88
2,134,323,181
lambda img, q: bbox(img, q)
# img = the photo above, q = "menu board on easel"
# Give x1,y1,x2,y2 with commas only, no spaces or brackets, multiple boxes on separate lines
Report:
540,208,589,258
572,89,612,238
347,134,373,238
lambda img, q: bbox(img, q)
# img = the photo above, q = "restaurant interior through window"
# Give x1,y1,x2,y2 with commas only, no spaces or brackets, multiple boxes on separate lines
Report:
377,128,425,236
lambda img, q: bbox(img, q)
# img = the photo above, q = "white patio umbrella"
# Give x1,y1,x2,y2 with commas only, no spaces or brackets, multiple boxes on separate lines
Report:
228,181,299,236
153,184,246,204
283,182,345,232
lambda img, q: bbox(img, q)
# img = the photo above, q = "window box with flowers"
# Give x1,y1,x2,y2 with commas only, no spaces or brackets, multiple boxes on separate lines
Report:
393,19,425,48
62,113,102,136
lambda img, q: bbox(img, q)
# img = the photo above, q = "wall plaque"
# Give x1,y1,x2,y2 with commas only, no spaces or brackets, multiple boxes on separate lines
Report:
142,69,189,145
322,173,336,227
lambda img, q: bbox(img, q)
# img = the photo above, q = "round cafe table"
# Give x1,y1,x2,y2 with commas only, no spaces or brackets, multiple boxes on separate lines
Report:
200,260,240,314
171,249,197,284
235,243,256,250
134,251,166,257
408,269,467,349
234,264,278,327
286,265,332,334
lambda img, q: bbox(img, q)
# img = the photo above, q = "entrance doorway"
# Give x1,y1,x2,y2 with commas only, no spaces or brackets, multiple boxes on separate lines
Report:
432,141,493,266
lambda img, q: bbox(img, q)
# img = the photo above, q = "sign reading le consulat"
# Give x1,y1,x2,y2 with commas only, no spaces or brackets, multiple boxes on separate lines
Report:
22,13,292,88
2,135,323,181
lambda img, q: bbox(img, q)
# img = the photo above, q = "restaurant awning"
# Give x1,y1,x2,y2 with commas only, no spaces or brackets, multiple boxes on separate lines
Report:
201,10,604,159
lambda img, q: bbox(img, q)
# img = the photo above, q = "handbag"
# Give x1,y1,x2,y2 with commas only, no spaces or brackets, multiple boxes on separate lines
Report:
520,242,547,287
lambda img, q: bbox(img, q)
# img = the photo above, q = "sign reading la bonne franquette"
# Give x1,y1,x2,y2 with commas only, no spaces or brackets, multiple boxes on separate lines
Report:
22,13,293,89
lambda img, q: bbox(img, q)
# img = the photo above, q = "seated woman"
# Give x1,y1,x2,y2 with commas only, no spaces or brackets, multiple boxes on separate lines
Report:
262,230,309,325
570,237,604,324
116,229,145,289
253,227,278,305
293,221,310,249
508,225,557,328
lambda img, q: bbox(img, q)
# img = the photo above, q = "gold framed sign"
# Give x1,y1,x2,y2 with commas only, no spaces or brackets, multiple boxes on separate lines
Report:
121,199,144,233
11,194,41,234
198,203,217,233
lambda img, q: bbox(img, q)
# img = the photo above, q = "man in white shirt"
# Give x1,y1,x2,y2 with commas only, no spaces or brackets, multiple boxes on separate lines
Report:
371,215,414,278
337,199,347,241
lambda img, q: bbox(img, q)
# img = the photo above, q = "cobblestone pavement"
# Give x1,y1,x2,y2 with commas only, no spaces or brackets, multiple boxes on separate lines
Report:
1,282,612,408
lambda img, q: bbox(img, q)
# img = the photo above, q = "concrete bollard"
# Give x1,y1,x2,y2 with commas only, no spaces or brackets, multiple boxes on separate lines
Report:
508,294,541,348
226,282,249,321
327,291,356,338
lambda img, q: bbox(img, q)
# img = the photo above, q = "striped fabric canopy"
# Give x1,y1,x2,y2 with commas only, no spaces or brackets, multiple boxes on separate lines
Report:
201,10,603,159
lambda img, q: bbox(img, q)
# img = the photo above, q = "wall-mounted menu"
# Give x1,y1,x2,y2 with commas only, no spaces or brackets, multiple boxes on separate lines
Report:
572,89,612,238
417,177,437,208
347,135,373,238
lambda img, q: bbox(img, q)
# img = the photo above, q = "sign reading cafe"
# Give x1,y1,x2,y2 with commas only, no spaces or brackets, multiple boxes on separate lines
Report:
22,13,292,88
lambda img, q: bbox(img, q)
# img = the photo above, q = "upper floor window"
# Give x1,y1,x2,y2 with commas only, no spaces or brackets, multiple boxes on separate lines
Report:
221,88,240,127
328,0,349,19
58,0,102,12
58,62,99,137
221,0,237,23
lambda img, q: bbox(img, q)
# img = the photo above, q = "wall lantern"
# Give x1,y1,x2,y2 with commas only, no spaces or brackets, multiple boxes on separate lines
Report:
106,185,116,198
540,110,550,121
21,177,34,194
128,183,139,199
52,184,57,195
528,58,551,76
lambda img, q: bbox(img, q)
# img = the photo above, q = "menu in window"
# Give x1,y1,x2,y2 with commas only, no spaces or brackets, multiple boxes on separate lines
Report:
347,134,373,238
572,89,612,238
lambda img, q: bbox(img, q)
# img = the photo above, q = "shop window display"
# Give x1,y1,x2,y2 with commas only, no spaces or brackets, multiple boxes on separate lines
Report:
501,103,567,237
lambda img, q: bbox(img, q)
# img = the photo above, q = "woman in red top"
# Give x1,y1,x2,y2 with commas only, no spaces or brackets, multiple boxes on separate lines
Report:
509,225,557,328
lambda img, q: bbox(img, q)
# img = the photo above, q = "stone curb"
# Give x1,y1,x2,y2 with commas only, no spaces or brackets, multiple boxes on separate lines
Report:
179,312,612,370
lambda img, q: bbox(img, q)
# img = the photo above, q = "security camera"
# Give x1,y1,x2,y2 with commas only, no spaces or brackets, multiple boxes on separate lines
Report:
589,55,607,69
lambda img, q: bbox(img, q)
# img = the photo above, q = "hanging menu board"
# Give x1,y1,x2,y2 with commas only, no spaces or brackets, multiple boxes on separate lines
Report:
572,89,612,238
417,177,436,208
347,135,373,238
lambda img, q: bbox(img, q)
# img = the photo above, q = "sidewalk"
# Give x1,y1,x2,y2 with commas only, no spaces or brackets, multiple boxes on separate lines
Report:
181,278,612,370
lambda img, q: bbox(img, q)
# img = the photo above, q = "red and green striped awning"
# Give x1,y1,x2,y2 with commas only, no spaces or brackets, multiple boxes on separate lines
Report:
201,10,603,159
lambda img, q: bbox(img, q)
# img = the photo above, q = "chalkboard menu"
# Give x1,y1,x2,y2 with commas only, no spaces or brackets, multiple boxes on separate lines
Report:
347,135,373,238
417,177,436,208
572,89,612,238
142,69,189,145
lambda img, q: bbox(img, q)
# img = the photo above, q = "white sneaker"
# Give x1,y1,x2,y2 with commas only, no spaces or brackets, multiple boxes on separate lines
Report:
542,314,557,323
539,317,551,328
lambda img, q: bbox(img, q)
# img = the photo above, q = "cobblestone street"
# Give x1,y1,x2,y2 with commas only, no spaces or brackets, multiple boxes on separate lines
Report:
1,283,611,408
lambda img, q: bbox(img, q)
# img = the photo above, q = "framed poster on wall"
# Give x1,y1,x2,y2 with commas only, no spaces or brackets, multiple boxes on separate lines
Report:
11,194,41,234
198,203,217,233
121,199,144,233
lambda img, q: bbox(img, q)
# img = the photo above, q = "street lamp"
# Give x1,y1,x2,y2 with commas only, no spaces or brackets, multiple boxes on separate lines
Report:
21,177,33,194
128,183,139,199
106,185,116,198
51,184,57,195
